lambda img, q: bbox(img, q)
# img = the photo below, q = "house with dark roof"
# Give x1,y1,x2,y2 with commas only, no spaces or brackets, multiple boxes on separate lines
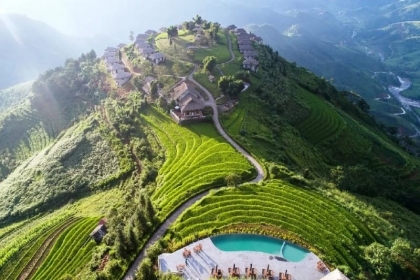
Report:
145,29,157,35
112,71,132,87
103,51,117,58
239,44,254,53
90,224,107,243
149,52,166,64
238,39,252,45
109,63,126,74
237,33,252,40
117,43,126,49
105,47,118,52
243,58,259,72
243,50,259,59
136,33,148,40
139,47,155,58
234,28,247,35
104,57,121,66
135,40,150,49
226,24,237,31
171,82,205,119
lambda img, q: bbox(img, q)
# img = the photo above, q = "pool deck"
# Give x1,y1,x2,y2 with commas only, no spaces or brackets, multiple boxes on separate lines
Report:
158,238,329,280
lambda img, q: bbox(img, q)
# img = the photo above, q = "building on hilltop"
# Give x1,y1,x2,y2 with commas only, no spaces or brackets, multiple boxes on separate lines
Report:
145,29,157,35
139,47,155,58
226,24,237,31
243,50,259,59
238,39,252,45
243,58,259,72
102,51,117,58
135,40,150,49
251,36,263,43
105,47,118,52
148,52,166,64
117,43,126,49
170,82,205,121
136,33,148,40
109,63,126,74
112,71,132,87
239,44,254,53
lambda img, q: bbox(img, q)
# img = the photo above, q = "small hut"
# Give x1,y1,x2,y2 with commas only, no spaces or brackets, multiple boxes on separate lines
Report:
90,224,107,243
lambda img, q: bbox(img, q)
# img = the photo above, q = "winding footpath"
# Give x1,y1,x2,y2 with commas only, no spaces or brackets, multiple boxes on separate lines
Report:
123,31,264,280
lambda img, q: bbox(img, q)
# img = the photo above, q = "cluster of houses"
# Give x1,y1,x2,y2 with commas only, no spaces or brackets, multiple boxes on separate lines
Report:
134,31,166,65
102,44,132,87
227,25,262,72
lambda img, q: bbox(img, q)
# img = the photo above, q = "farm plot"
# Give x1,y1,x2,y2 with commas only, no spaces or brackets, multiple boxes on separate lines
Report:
142,107,254,218
297,92,346,145
0,212,71,276
169,180,377,271
32,217,98,280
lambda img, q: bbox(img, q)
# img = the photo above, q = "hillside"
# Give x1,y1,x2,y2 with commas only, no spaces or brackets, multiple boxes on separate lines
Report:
0,14,111,90
1,17,420,280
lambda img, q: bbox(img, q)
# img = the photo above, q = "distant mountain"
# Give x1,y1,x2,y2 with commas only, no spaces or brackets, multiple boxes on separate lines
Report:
0,14,115,90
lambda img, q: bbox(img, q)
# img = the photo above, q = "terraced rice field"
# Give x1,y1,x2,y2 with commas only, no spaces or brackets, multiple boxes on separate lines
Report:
142,107,254,218
32,217,98,280
170,180,377,271
296,92,346,145
0,212,72,279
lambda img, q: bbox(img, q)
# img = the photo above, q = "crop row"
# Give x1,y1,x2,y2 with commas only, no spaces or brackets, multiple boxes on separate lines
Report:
142,108,253,218
297,94,345,145
0,212,71,270
32,217,98,280
170,180,377,270
0,217,81,280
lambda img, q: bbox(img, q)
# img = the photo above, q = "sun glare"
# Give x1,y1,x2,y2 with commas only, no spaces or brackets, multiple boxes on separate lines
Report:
1,14,23,45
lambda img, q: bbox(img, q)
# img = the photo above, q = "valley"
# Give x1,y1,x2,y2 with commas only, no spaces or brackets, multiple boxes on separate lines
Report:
1,8,420,280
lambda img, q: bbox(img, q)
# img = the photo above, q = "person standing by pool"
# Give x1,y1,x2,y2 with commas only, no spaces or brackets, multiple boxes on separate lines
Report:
185,258,188,266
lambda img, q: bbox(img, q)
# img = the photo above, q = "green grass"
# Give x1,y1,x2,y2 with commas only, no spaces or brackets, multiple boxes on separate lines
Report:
142,107,254,218
169,180,377,272
32,217,98,280
296,90,346,145
193,31,231,63
193,70,221,98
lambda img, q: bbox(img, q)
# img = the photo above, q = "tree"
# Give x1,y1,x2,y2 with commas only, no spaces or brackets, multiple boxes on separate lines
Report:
167,26,178,38
218,76,232,93
391,238,413,269
157,96,168,110
364,243,392,279
150,80,159,99
132,76,144,91
225,172,241,187
129,31,134,41
193,15,203,25
203,56,217,72
227,80,244,96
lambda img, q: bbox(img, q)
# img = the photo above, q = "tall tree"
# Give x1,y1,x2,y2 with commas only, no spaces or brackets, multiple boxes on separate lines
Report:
193,15,203,25
129,31,134,41
203,56,217,72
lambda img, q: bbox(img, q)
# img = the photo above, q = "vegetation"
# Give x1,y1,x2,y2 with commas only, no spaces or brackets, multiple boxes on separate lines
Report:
142,107,254,218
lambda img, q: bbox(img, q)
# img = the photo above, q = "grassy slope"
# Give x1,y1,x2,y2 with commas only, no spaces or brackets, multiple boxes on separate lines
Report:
0,116,121,221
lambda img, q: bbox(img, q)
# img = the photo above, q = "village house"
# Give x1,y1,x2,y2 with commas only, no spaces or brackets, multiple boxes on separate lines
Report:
117,43,126,49
109,63,126,74
239,44,254,53
105,57,121,67
234,28,247,35
238,39,252,45
226,24,237,31
102,51,117,59
171,82,205,119
135,40,150,49
243,58,259,72
136,33,148,40
145,29,157,35
90,223,107,243
112,71,132,87
139,47,155,58
237,33,252,40
105,47,118,52
243,50,259,59
148,52,166,64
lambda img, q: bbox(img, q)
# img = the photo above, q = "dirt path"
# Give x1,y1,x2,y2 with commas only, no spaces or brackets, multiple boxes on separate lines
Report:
123,31,264,280
215,32,236,77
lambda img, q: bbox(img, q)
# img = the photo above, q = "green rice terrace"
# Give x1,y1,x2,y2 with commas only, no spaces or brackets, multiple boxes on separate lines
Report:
142,107,254,218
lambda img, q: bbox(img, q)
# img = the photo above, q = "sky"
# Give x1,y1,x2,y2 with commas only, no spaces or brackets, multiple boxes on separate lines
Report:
0,0,237,38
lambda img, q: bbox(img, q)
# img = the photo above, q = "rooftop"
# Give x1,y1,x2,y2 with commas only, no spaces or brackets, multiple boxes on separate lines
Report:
158,237,329,280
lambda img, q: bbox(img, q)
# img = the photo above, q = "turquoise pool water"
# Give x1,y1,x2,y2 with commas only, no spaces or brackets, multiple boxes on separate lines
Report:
210,234,309,262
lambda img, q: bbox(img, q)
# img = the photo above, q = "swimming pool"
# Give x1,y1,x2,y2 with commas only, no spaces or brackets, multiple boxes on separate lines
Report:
210,234,309,262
